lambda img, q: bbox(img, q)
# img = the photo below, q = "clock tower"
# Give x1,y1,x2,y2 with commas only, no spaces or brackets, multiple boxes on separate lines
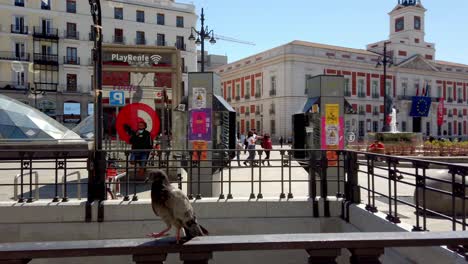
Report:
367,0,435,63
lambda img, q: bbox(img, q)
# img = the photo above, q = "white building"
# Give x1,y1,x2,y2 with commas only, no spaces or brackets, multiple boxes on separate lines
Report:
216,0,468,141
0,0,196,126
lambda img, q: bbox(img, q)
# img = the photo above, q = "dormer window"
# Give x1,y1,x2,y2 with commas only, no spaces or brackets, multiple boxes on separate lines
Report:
414,16,421,30
395,17,404,32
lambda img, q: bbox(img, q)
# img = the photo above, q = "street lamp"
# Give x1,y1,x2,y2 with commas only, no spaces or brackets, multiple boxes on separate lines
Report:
188,8,216,72
374,42,394,132
25,85,45,109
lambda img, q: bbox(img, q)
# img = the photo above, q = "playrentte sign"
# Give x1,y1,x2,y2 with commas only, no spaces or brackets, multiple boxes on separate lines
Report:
111,53,162,65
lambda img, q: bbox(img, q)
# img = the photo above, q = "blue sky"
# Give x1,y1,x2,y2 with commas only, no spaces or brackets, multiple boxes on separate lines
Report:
178,0,468,65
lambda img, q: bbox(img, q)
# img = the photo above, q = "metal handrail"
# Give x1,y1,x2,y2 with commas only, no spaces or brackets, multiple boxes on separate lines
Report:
61,171,81,200
13,171,39,201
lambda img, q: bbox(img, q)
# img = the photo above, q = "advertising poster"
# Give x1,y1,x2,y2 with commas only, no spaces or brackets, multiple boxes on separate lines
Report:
324,104,340,166
189,109,212,141
192,87,207,109
192,141,208,161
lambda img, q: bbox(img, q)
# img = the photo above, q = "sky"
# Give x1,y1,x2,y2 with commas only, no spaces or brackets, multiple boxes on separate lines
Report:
177,0,468,65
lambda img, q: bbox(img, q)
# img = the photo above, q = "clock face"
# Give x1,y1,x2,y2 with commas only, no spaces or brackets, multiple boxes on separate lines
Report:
396,18,404,31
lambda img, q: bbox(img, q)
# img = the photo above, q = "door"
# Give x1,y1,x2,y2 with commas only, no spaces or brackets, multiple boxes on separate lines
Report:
14,71,25,87
14,16,24,32
412,117,422,133
15,42,25,58
42,19,52,34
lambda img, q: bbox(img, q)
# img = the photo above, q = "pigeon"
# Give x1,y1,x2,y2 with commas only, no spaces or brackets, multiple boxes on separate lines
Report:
145,170,208,243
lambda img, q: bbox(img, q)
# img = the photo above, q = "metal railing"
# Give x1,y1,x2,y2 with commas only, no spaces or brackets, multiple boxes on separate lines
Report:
135,38,146,45
113,35,125,44
372,93,380,99
344,91,351,97
33,53,59,64
255,92,261,98
10,24,28,34
0,51,30,61
0,232,466,264
269,90,276,96
64,30,79,40
1,148,467,234
33,27,59,38
235,96,240,101
245,94,250,100
156,40,167,47
0,81,29,91
63,56,80,65
175,43,186,51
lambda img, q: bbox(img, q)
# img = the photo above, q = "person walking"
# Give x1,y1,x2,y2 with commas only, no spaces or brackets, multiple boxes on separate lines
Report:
236,133,243,166
261,134,273,166
244,131,256,166
279,136,284,148
124,121,153,178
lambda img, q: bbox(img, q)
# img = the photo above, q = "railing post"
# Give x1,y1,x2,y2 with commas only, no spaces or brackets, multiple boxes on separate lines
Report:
348,248,384,264
180,252,213,264
306,248,340,264
345,151,360,204
133,253,167,264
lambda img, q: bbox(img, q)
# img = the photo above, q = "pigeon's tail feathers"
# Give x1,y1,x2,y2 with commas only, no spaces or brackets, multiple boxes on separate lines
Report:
183,219,208,239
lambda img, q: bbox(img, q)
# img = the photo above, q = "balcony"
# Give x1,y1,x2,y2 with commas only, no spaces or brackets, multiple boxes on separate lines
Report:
14,0,25,7
227,97,231,102
245,94,250,100
235,96,240,101
175,43,186,51
373,111,380,116
64,30,79,40
10,24,28,35
113,35,125,44
63,56,80,65
156,40,167,47
135,38,146,45
34,53,59,65
34,82,58,92
372,94,380,99
255,111,261,116
245,111,250,116
344,91,351,97
0,51,30,61
457,99,464,104
359,110,366,115
255,92,261,98
33,27,59,39
448,113,453,118
0,81,29,91
358,92,366,98
269,90,276,96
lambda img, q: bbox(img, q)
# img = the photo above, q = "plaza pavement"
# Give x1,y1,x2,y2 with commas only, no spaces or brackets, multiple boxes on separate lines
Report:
0,145,464,232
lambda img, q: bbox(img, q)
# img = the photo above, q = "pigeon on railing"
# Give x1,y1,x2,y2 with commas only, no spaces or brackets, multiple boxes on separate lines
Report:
145,170,208,243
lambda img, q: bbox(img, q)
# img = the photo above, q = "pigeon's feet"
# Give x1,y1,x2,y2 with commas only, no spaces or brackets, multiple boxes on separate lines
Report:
146,232,169,238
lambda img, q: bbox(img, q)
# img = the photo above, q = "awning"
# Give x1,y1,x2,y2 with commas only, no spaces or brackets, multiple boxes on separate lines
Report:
213,95,235,112
302,97,319,113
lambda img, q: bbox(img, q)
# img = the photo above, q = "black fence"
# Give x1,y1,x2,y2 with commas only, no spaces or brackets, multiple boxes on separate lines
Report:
0,148,467,232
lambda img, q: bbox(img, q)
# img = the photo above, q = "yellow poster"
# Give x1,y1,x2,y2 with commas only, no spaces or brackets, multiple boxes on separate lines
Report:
325,104,339,125
192,141,208,161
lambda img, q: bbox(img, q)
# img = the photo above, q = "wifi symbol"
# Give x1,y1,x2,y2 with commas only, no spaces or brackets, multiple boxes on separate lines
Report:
150,55,162,64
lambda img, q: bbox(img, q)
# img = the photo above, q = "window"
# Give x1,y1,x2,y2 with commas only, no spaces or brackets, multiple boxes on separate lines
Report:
256,121,261,132
66,23,77,39
176,16,184,27
227,86,231,99
157,34,165,46
458,88,463,101
386,81,392,96
402,121,407,132
136,31,145,45
236,84,240,99
395,17,404,32
426,84,431,97
176,36,185,50
414,16,421,30
114,7,123,20
373,121,379,132
14,71,25,87
15,0,24,7
358,79,365,97
358,105,365,115
41,19,52,35
447,87,453,100
371,80,379,98
136,10,145,23
437,86,442,98
66,74,77,92
66,0,76,13
14,42,25,58
66,47,77,64
401,82,407,96
245,82,251,98
114,28,123,43
373,106,379,115
344,78,351,96
305,74,313,94
157,13,165,25
13,16,25,33
358,121,365,137
41,0,50,10
270,76,276,95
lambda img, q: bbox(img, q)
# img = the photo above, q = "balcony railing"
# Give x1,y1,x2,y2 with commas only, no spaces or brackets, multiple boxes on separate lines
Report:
235,96,240,101
457,99,464,104
358,92,366,98
156,40,167,47
63,56,80,65
448,113,453,118
88,32,95,41
34,53,59,65
64,30,79,40
135,38,146,45
447,98,453,103
33,27,59,39
245,94,250,100
10,24,28,34
0,232,465,264
0,51,30,61
458,113,463,118
245,111,250,116
33,82,58,92
175,43,186,51
359,110,366,115
269,90,276,96
255,92,261,98
255,111,261,116
373,111,379,116
0,81,29,91
113,35,125,44
227,97,231,102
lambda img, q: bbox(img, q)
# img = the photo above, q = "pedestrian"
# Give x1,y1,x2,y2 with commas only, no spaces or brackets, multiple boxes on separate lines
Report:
124,121,153,177
243,135,249,154
261,134,273,166
244,131,256,166
279,136,284,148
236,133,243,166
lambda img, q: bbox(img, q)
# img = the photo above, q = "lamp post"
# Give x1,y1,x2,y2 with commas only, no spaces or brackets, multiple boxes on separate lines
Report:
188,8,216,72
88,0,106,202
374,42,394,132
26,85,45,109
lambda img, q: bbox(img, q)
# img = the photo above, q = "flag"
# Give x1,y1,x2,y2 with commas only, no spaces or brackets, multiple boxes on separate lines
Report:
437,98,444,126
410,96,431,117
